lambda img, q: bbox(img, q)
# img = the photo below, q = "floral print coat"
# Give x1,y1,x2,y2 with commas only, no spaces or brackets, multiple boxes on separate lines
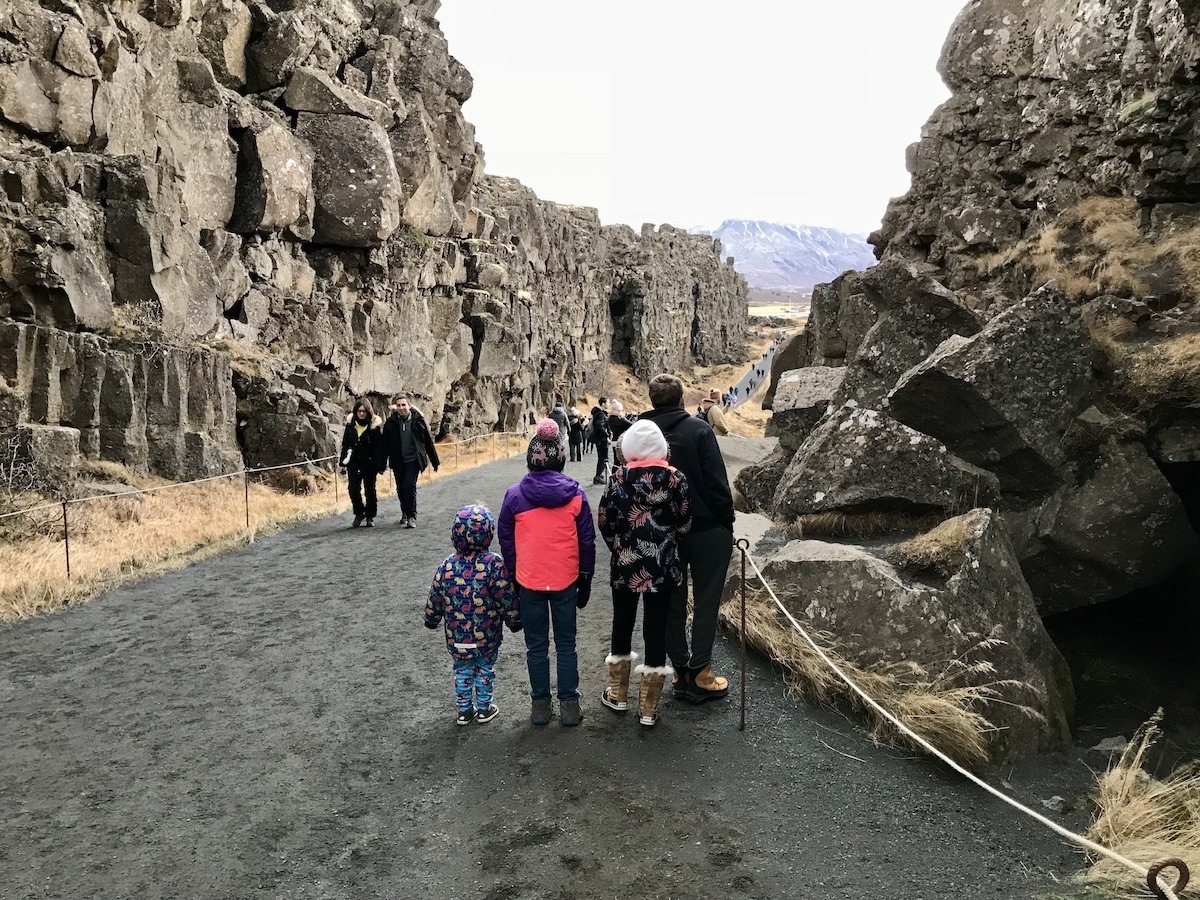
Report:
598,462,692,593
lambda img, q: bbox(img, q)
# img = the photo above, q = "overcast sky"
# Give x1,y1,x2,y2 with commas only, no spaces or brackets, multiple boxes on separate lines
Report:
437,1,967,235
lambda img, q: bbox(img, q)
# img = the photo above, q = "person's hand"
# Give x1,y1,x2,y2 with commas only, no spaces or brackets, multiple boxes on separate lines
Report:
509,621,523,633
575,573,592,609
339,467,346,476
433,463,439,472
424,620,439,630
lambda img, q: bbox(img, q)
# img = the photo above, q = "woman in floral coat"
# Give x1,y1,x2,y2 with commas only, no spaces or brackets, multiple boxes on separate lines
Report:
597,420,691,726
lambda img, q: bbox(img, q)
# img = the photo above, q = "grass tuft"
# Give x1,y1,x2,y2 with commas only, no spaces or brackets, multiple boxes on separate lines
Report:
720,590,1022,768
1083,711,1200,894
889,513,979,578
785,510,944,540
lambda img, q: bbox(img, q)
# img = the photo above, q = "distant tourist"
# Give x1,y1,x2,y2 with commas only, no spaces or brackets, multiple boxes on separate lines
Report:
548,396,570,447
568,407,585,462
638,374,735,704
608,400,633,469
589,401,610,484
697,389,728,435
597,420,692,727
498,420,596,726
382,394,440,529
339,398,385,528
424,504,520,725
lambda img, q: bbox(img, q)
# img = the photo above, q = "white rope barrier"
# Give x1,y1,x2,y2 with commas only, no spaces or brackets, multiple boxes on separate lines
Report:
738,548,1186,900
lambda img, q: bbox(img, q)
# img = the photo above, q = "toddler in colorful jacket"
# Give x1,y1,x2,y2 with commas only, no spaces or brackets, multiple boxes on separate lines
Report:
425,504,521,725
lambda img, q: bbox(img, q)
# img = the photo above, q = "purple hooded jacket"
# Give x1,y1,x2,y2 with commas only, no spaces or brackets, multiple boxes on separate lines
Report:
498,470,596,591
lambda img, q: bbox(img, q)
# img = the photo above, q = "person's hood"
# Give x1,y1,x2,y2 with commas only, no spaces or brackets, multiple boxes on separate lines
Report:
518,470,581,508
700,398,717,409
640,406,692,429
591,406,605,416
451,503,494,553
345,413,383,429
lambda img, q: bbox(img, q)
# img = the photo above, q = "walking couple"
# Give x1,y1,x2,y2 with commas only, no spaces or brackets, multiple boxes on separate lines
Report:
339,394,440,528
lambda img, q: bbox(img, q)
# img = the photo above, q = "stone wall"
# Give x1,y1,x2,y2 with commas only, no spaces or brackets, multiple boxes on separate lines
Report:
0,0,746,480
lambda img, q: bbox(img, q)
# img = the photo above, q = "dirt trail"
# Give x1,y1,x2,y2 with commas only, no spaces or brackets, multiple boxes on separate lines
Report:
2,446,1106,900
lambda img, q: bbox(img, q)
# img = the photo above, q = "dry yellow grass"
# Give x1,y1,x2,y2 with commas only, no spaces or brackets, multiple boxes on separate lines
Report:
785,510,944,540
977,195,1200,302
889,514,978,577
0,433,529,623
1083,711,1200,895
720,591,1009,768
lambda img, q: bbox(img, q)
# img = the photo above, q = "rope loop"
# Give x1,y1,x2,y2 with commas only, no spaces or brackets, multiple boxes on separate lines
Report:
1148,858,1189,900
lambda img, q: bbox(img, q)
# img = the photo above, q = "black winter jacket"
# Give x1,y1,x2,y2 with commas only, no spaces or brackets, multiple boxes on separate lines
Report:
636,405,735,532
589,406,609,446
340,414,386,472
382,408,440,473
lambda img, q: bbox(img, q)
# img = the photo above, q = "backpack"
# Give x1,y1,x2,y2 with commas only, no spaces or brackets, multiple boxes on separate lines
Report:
583,419,594,443
696,405,710,423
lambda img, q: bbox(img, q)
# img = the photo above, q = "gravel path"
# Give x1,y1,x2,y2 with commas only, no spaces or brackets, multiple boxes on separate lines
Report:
2,447,1107,900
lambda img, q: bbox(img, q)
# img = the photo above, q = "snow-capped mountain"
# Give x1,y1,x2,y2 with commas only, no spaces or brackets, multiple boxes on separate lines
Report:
697,220,876,293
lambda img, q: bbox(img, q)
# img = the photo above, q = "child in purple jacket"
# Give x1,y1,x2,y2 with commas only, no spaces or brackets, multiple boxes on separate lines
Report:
425,504,521,725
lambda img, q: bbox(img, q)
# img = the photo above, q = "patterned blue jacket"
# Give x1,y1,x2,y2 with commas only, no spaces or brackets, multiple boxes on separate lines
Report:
425,504,520,660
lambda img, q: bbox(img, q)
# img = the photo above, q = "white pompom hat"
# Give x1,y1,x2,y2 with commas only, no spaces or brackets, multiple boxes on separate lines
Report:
620,420,669,463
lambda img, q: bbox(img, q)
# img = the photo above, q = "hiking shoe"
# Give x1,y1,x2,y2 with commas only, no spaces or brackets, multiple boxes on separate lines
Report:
364,518,374,528
476,704,499,724
560,699,583,727
404,517,416,529
456,709,475,726
530,698,553,726
351,514,364,528
683,665,729,704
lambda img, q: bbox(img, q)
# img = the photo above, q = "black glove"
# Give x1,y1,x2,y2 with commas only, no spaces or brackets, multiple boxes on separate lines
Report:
509,621,523,633
575,573,592,609
424,620,439,630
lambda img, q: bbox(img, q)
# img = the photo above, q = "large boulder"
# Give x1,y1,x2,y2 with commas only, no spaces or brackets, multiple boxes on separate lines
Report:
14,423,80,488
765,366,845,452
834,260,981,408
774,405,1000,521
733,443,792,515
284,67,388,121
296,113,402,247
757,509,1074,762
762,330,804,410
888,287,1094,495
230,122,316,237
1019,440,1200,615
197,0,252,88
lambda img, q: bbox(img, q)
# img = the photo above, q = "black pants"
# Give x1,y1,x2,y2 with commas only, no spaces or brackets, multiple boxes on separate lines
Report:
347,467,378,519
610,586,670,667
666,525,734,672
393,460,420,519
593,441,609,480
569,440,582,461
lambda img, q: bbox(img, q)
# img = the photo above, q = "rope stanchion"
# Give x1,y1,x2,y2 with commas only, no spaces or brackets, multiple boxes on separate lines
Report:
61,500,70,579
243,471,250,532
737,537,748,732
736,545,1188,900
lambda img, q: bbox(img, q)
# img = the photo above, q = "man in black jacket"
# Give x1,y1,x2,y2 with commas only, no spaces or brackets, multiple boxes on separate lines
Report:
638,374,735,704
382,394,440,529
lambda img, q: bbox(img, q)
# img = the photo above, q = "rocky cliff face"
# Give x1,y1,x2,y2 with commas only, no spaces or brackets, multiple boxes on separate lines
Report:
738,0,1200,762
0,0,746,482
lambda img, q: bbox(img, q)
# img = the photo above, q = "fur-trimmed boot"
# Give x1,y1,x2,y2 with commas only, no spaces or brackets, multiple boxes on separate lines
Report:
636,664,673,727
601,652,637,712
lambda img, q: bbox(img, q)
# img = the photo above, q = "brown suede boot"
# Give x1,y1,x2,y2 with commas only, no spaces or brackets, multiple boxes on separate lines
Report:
600,653,636,712
636,665,672,726
684,664,729,704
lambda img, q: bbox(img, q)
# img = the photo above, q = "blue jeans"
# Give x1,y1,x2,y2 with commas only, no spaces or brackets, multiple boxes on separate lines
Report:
520,586,580,701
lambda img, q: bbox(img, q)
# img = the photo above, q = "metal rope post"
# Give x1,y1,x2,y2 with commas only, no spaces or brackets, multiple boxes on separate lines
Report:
243,470,250,533
737,537,749,732
333,464,339,513
62,500,71,579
